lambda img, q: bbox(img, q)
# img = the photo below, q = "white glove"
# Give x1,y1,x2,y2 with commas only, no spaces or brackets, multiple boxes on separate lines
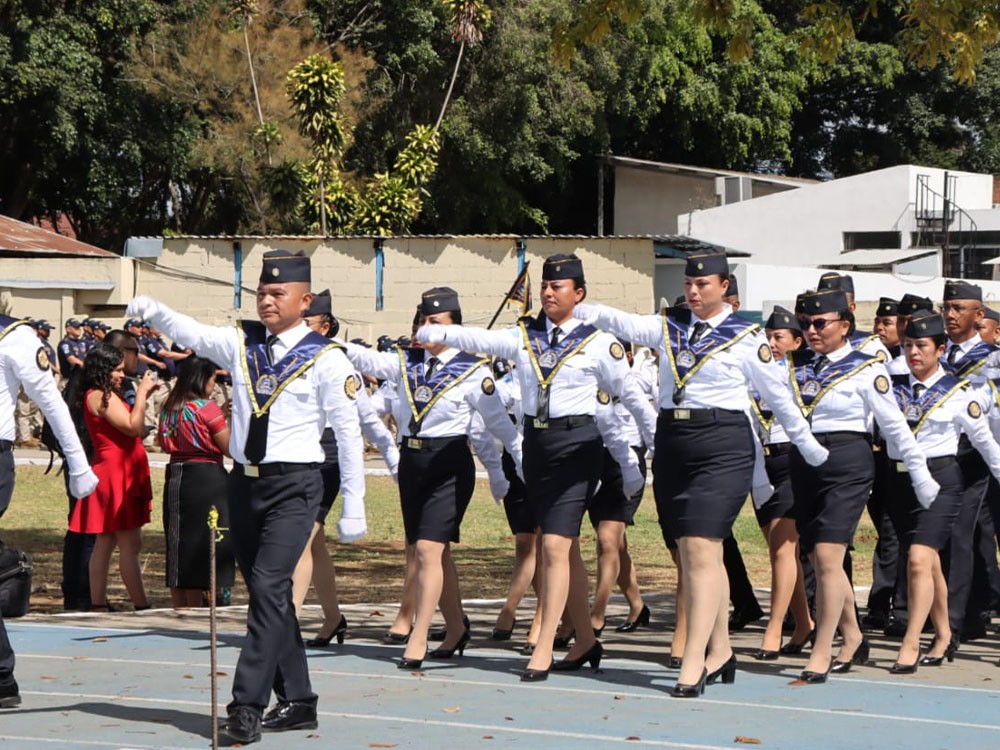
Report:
799,441,829,467
126,295,160,319
914,478,941,510
489,476,510,505
337,516,367,543
623,465,645,497
573,302,599,325
68,468,99,499
513,454,526,483
415,324,447,345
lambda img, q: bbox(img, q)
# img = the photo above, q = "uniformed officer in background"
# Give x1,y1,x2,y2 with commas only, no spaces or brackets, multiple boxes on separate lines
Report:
57,319,88,382
0,315,98,708
127,249,366,744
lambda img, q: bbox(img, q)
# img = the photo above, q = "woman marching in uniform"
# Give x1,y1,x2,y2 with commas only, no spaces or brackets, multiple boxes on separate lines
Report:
345,288,523,669
749,307,815,660
787,289,937,683
573,252,828,697
886,310,1000,672
417,255,654,682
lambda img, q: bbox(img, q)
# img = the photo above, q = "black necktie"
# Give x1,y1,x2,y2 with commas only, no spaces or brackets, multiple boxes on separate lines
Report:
425,356,439,380
947,344,961,366
246,334,279,464
689,321,710,346
913,383,926,399
266,334,279,365
550,326,561,348
813,355,829,374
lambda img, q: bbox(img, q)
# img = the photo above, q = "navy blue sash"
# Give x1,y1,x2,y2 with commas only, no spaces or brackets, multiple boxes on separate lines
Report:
788,349,877,416
238,321,340,415
941,340,997,378
399,348,488,425
749,390,774,433
891,373,968,433
519,316,599,385
0,315,28,343
661,308,758,403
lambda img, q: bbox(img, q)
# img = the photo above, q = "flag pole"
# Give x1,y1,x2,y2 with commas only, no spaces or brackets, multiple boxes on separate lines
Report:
487,261,530,330
208,506,220,750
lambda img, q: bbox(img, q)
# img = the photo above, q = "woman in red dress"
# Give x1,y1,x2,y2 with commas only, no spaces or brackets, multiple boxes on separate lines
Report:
68,345,158,611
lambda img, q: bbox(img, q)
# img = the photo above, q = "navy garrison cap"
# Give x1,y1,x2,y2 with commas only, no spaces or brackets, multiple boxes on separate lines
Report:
542,254,585,282
684,251,728,277
765,306,801,332
905,310,946,339
943,279,982,301
876,297,898,317
304,289,332,317
817,272,854,294
898,294,934,316
420,287,461,316
725,274,739,298
796,289,850,315
986,307,1000,323
260,249,310,284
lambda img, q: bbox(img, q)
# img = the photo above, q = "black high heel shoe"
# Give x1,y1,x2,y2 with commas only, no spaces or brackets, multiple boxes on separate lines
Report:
552,641,603,672
671,669,707,698
890,659,919,675
779,629,816,655
491,618,516,641
667,655,683,670
798,662,832,684
553,630,575,649
429,630,471,659
616,604,651,633
593,621,606,638
830,638,870,674
920,634,959,666
398,653,426,670
306,615,348,647
383,629,412,645
430,614,470,642
520,642,537,656
706,653,737,685
520,663,552,682
752,648,779,661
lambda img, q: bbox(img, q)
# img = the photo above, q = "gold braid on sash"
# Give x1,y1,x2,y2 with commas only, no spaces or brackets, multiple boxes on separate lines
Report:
788,356,879,417
855,333,880,350
236,325,343,417
518,321,600,388
749,395,774,433
0,319,30,344
911,379,971,435
989,379,1000,409
662,314,760,390
399,350,489,424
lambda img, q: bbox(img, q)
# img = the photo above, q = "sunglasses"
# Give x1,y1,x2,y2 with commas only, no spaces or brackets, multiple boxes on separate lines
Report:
798,317,841,331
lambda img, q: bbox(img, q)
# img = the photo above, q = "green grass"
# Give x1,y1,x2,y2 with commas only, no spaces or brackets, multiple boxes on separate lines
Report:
0,466,876,612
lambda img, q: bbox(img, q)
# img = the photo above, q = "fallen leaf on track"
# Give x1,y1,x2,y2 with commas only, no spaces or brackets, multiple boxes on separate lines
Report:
625,737,640,741
734,737,762,745
92,637,108,642
369,744,397,748
443,706,461,713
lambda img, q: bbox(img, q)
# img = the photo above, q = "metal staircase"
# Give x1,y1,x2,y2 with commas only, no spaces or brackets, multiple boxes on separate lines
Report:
914,172,979,278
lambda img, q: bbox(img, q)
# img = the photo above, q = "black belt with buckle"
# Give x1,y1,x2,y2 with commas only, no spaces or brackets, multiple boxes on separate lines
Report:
895,455,957,473
237,462,319,479
401,435,465,452
813,431,871,446
658,408,743,423
524,415,595,430
763,442,791,457
0,440,12,453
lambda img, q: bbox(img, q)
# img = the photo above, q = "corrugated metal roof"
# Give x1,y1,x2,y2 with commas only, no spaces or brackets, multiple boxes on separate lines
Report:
602,155,819,187
144,233,693,241
820,249,937,267
0,215,117,257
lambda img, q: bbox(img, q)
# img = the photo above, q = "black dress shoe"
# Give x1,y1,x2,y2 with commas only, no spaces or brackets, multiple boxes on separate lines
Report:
706,653,737,685
752,649,779,661
553,630,575,649
883,616,909,638
0,678,20,709
667,655,683,669
861,611,888,631
431,615,471,642
830,639,870,674
552,641,603,672
398,655,425,670
429,630,471,659
225,705,262,744
920,634,958,666
520,664,552,682
382,629,411,645
261,701,318,732
960,619,988,643
491,618,516,641
798,663,832,684
889,660,918,675
671,669,707,698
306,615,348,647
520,642,536,656
779,629,815,655
616,604,651,633
728,606,765,632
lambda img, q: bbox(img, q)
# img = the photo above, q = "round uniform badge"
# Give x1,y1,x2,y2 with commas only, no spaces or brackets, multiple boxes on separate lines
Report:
344,374,358,400
256,374,277,396
875,350,887,362
874,375,890,394
35,346,50,371
757,343,772,363
481,377,496,396
610,342,625,360
969,400,983,419
597,390,611,405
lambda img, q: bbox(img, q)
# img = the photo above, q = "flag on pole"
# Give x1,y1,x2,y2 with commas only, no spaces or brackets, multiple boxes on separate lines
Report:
506,266,532,316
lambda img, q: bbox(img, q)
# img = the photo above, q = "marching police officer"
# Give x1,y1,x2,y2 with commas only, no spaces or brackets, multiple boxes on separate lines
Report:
127,250,366,744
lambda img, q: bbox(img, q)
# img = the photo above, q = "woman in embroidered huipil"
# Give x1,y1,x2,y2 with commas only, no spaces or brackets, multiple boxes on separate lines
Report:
885,311,1000,673
417,255,656,682
785,289,938,683
571,252,828,698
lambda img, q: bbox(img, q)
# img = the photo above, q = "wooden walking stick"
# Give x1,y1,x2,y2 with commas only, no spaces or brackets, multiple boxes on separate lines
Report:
208,505,222,750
